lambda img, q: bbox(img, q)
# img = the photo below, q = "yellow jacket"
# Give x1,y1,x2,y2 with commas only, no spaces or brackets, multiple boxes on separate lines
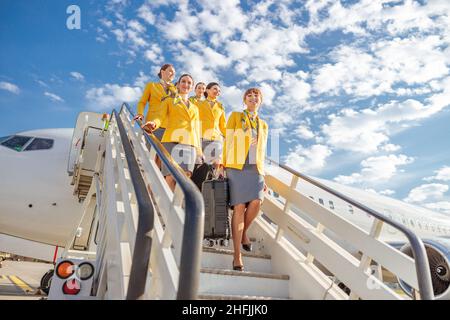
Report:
223,111,268,175
137,82,174,128
197,99,226,141
152,96,202,153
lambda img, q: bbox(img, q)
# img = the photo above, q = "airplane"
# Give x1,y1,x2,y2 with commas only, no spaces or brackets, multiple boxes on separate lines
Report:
0,112,449,299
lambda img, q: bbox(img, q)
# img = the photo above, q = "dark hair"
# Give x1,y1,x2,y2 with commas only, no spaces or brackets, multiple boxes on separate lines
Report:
175,74,194,87
158,63,174,79
195,82,206,90
243,88,263,104
204,82,220,98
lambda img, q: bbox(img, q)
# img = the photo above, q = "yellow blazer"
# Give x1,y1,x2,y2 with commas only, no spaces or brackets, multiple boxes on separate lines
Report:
137,82,172,128
223,111,268,175
197,99,226,141
152,97,202,153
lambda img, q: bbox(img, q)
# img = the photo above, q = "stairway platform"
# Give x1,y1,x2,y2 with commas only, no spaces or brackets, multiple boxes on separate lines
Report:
198,293,287,300
201,268,289,280
202,246,271,260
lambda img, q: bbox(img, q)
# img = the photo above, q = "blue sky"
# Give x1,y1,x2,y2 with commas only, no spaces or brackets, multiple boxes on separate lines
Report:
1,0,449,215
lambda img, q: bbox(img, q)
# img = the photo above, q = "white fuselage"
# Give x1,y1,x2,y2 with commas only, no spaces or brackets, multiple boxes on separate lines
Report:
0,129,82,246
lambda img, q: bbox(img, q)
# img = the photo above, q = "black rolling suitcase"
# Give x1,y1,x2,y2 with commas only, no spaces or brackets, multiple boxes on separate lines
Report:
191,163,211,191
202,175,230,247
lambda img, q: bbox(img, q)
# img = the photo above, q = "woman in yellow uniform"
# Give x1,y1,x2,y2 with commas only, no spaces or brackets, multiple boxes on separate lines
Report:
189,82,206,105
222,88,268,271
197,82,226,167
142,74,202,191
134,63,176,141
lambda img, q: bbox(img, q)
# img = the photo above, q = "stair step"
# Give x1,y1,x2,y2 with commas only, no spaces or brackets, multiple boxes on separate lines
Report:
198,294,287,300
201,268,288,280
202,246,271,259
202,247,272,273
199,268,290,299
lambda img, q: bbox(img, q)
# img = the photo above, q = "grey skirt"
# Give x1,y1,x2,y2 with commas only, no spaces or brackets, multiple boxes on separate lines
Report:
161,142,197,176
226,164,264,206
201,139,223,164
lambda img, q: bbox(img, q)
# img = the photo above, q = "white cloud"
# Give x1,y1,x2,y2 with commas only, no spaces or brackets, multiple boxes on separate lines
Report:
159,2,200,41
70,71,85,81
334,154,414,186
306,0,450,38
144,44,163,64
99,18,113,29
259,82,276,107
404,183,449,203
196,0,248,42
426,76,450,112
312,35,449,98
36,80,49,88
295,125,315,140
173,48,219,85
134,71,151,88
142,0,179,9
364,188,396,196
86,84,142,111
126,29,148,48
112,29,125,43
424,201,450,215
379,189,396,196
0,81,20,94
424,166,450,182
268,111,296,132
279,71,311,106
128,20,145,33
226,41,250,61
322,98,448,153
202,47,230,68
138,3,155,24
44,92,64,103
381,144,401,152
285,144,332,174
221,85,244,112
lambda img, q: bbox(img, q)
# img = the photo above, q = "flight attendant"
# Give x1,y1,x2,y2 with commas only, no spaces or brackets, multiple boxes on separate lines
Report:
189,82,206,105
222,88,268,271
134,63,176,141
197,82,226,168
142,74,202,191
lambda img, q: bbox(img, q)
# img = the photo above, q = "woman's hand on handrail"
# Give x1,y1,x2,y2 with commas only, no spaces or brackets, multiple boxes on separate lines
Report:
141,121,157,134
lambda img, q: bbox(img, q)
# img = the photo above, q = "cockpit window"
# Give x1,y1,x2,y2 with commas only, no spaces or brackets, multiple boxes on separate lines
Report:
0,136,10,143
24,138,54,151
0,135,33,152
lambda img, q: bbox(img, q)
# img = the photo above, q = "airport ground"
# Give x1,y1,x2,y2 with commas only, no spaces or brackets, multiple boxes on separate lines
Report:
0,259,52,300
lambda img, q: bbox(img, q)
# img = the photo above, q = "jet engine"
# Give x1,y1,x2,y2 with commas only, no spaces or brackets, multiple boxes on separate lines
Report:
397,239,450,300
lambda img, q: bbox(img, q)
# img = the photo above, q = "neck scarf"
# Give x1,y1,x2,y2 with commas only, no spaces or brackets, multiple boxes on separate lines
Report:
244,109,258,130
160,79,177,97
207,98,216,108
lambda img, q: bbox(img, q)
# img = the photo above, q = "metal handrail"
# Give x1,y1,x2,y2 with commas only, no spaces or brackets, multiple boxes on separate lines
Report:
117,103,205,300
113,109,155,300
266,158,434,300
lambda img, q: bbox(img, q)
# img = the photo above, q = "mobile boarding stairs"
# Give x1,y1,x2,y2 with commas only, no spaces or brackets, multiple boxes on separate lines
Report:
56,103,437,300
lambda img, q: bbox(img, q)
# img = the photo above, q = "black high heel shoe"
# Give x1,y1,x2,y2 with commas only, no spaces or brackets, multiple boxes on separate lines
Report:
232,260,244,271
242,243,252,252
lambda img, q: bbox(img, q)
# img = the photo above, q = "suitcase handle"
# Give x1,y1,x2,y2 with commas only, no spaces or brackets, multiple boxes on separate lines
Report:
207,167,226,181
